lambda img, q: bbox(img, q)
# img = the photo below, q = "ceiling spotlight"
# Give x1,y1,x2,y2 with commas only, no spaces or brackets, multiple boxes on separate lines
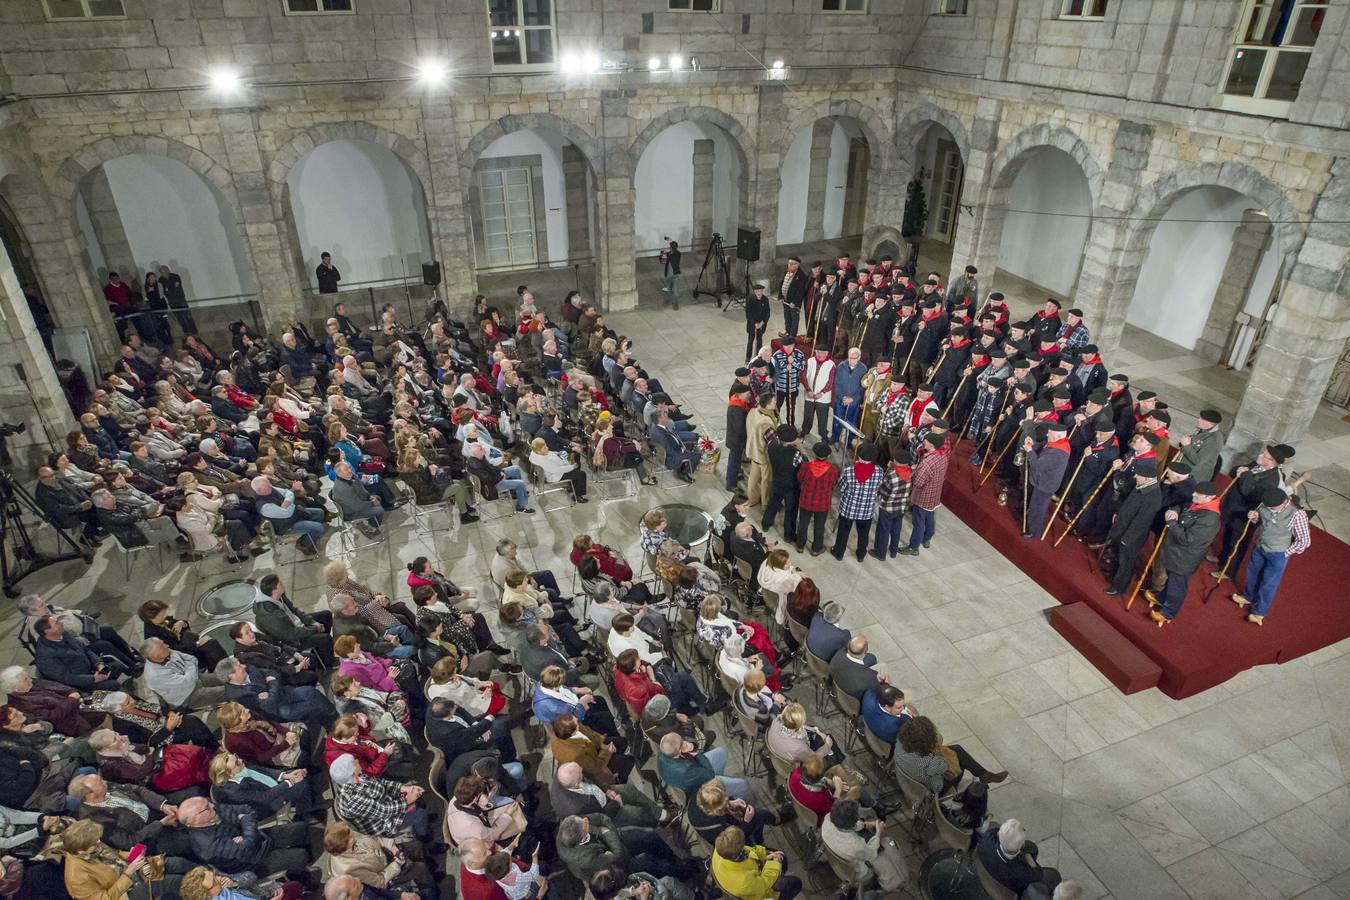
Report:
647,56,661,71
514,29,522,36
490,30,498,38
208,66,241,93
771,59,784,69
668,54,683,70
417,59,447,85
560,54,580,73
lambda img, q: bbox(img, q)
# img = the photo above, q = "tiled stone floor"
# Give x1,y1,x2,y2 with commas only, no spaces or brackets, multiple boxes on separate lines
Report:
0,262,1346,900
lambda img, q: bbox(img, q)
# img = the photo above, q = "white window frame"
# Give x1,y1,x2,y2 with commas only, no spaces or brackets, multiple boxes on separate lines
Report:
821,0,868,13
668,0,720,10
1058,0,1107,19
42,0,126,20
487,0,558,71
282,0,355,14
1217,0,1326,117
937,0,968,14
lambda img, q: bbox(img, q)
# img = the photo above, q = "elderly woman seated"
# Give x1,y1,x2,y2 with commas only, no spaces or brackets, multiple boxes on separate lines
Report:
0,665,93,737
425,656,508,718
410,585,506,673
208,748,315,819
86,727,163,786
530,665,620,738
696,595,790,692
445,773,527,847
59,818,187,900
731,669,785,729
570,534,633,583
217,701,305,769
92,690,217,749
766,702,844,768
334,635,405,696
688,778,786,848
894,715,1007,796
137,599,228,672
0,703,93,767
549,712,634,787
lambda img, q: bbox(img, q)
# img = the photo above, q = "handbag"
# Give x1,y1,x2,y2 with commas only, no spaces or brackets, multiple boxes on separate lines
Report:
152,743,211,792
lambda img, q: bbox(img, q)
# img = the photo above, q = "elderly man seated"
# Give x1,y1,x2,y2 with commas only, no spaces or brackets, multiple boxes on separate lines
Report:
68,772,192,856
806,601,850,662
556,814,700,886
550,761,666,828
252,476,327,557
141,637,225,711
90,486,179,549
330,461,396,534
329,594,416,660
176,796,316,880
216,656,336,727
828,635,888,701
465,443,534,514
976,818,1062,897
328,752,432,844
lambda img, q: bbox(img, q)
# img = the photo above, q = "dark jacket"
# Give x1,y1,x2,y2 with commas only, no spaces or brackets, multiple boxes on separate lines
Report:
187,803,270,873
766,441,801,490
975,829,1043,896
829,651,880,700
427,712,494,757
81,784,169,850
549,780,614,821
778,269,810,309
745,293,770,333
557,814,627,884
33,633,104,690
1108,481,1162,546
35,477,89,529
1161,504,1221,575
234,637,312,684
0,745,46,808
254,593,319,648
331,475,377,519
95,502,147,548
1027,443,1070,494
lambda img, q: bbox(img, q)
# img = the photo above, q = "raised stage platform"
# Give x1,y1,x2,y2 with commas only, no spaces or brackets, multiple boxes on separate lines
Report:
938,452,1350,699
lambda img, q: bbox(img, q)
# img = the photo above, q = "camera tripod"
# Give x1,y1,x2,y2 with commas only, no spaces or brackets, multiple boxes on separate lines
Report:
0,470,90,597
693,233,744,310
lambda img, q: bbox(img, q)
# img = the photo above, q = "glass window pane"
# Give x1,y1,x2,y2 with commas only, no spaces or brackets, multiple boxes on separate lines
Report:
1088,0,1106,15
489,0,517,26
1265,49,1311,100
692,0,715,9
481,170,503,189
1223,47,1266,96
46,0,88,16
323,0,353,9
492,32,522,65
1243,1,1278,44
522,0,551,26
1065,0,1085,15
524,29,553,65
288,0,319,9
87,0,125,15
1287,6,1325,46
845,0,865,10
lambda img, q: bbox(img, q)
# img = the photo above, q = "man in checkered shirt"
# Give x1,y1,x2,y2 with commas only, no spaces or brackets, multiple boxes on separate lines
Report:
871,448,914,560
830,442,883,562
330,752,432,841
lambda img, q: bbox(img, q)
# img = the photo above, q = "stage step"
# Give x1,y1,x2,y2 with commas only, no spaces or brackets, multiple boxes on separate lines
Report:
1050,603,1162,694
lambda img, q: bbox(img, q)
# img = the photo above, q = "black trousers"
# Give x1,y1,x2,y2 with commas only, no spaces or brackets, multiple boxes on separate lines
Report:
762,485,799,540
832,517,872,560
796,508,828,553
746,328,765,362
1110,539,1143,592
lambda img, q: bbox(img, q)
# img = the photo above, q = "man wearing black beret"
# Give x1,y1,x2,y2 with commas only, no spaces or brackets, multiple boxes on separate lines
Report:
1021,420,1071,539
1104,456,1162,596
1178,408,1224,482
1146,480,1223,625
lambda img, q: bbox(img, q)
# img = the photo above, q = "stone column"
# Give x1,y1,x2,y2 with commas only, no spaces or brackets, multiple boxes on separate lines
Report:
946,97,1002,287
749,85,787,277
691,139,715,247
1074,119,1154,355
79,167,135,280
1194,210,1272,363
218,111,298,327
801,119,834,243
421,99,477,312
598,90,638,311
1229,158,1350,456
0,240,77,469
562,145,592,261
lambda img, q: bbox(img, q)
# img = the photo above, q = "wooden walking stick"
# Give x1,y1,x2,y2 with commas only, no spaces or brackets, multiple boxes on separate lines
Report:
977,427,1020,490
1203,519,1252,603
1126,525,1169,611
925,346,948,383
940,370,972,421
1054,468,1114,546
898,325,921,380
1217,474,1242,501
1042,451,1088,541
1021,450,1031,534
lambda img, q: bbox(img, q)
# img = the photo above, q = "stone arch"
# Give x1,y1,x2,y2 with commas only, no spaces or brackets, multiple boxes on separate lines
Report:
55,135,243,219
862,224,905,260
778,98,894,167
628,106,755,186
460,113,604,182
895,102,971,173
987,123,1105,205
266,121,429,197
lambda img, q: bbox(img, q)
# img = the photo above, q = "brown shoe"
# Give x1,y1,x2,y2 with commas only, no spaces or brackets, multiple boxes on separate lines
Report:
981,770,1008,784
297,541,318,556
1149,610,1170,628
1144,590,1160,608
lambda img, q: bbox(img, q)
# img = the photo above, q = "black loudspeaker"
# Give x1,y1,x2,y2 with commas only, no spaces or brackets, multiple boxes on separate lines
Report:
421,261,442,287
736,226,761,262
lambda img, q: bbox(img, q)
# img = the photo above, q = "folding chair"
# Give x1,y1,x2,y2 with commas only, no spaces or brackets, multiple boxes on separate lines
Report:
467,474,516,521
525,458,578,512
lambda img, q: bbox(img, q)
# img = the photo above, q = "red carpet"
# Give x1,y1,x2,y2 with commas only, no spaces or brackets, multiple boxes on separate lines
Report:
939,451,1350,698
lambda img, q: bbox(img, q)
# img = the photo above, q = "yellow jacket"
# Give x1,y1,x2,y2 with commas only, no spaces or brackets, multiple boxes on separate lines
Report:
745,408,778,465
64,855,133,900
712,846,783,900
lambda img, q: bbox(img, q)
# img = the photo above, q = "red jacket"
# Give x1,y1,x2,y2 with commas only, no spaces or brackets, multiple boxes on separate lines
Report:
569,544,633,583
910,444,951,510
460,866,507,900
324,733,391,776
613,666,666,717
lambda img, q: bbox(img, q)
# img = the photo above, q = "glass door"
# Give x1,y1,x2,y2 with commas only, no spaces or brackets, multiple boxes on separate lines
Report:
480,168,538,268
932,139,964,245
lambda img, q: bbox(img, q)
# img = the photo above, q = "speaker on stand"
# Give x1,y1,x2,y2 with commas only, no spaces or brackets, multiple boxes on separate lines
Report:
727,226,760,313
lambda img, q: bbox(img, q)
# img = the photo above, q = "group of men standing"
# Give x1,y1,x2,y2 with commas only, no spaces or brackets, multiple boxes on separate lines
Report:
723,250,1314,628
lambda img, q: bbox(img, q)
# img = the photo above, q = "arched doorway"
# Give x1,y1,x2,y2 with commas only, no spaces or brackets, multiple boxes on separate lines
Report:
285,138,433,295
910,122,965,248
632,116,749,302
466,125,598,298
995,146,1092,297
776,116,871,249
1126,186,1283,367
73,153,257,346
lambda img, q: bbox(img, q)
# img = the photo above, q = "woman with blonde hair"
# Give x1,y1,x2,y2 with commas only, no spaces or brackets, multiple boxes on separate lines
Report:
688,776,784,846
60,818,184,900
697,595,788,692
217,701,304,768
174,471,254,562
324,820,433,892
765,702,842,767
207,749,313,818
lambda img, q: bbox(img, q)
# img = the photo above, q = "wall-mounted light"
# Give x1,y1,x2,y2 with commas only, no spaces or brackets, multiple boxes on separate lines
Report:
417,59,448,85
668,54,684,70
647,56,661,71
208,66,241,94
582,52,601,73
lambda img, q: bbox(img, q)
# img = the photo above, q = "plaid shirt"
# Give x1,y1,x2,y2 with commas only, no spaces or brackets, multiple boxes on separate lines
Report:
836,463,881,521
910,446,950,510
876,467,912,515
796,460,839,513
771,349,806,393
336,776,406,837
1057,321,1090,352
876,390,911,438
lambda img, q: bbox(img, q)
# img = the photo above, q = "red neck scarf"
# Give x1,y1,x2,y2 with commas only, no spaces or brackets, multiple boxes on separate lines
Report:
1079,353,1101,365
1109,385,1127,398
1190,497,1221,514
892,464,912,481
921,307,942,322
1047,437,1071,453
907,397,932,429
852,462,876,482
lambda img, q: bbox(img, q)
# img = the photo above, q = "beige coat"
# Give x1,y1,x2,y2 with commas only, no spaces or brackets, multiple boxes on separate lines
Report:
329,834,403,889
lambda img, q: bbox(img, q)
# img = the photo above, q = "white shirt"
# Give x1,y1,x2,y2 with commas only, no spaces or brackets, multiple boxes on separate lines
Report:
143,649,199,708
607,628,663,666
